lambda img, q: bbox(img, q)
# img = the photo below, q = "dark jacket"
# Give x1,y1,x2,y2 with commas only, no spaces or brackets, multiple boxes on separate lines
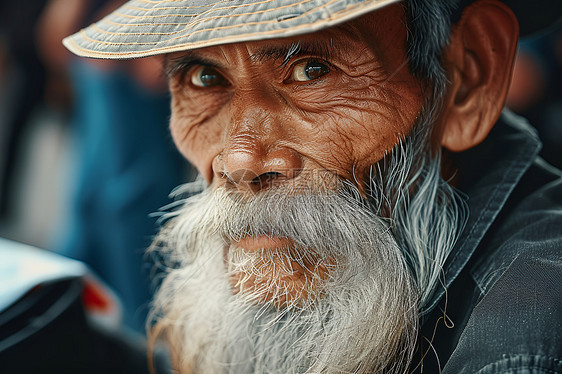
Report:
412,110,562,373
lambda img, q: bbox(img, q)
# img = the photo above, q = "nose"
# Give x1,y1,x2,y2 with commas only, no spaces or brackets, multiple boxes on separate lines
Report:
213,84,303,191
214,140,302,192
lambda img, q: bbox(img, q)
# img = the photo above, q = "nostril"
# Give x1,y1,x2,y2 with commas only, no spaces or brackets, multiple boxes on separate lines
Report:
227,169,259,185
252,171,284,188
217,146,302,190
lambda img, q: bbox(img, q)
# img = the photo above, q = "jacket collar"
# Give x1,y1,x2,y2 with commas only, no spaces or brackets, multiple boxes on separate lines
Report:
420,109,542,317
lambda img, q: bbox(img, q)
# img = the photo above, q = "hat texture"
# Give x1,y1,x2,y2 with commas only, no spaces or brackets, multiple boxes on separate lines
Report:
64,0,561,60
63,0,401,59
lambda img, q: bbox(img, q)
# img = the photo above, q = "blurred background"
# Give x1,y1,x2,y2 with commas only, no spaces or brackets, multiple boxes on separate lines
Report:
0,0,194,335
0,0,560,333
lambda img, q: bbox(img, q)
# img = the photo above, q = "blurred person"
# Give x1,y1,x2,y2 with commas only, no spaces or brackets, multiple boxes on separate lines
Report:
0,0,49,217
37,0,191,332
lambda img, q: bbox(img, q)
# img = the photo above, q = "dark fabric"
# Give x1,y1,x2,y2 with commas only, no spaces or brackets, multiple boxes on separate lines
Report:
0,278,166,374
411,110,562,373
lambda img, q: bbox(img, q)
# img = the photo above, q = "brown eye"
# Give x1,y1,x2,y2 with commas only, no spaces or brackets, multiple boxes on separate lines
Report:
191,66,229,87
291,61,330,82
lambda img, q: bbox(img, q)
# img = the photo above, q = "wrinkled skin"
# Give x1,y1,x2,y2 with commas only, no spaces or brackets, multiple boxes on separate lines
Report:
166,5,426,298
168,4,424,190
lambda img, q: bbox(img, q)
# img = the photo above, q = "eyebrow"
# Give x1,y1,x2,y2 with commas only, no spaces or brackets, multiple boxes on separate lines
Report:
164,39,344,77
164,53,216,78
251,40,340,68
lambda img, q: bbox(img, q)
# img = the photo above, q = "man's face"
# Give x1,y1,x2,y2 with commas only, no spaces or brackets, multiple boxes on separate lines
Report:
168,4,424,187
155,5,454,373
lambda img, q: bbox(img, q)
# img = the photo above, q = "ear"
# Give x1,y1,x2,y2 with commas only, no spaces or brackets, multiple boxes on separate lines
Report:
437,0,519,152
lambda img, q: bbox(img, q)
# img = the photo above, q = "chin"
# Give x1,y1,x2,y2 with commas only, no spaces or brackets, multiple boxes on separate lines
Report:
148,181,419,374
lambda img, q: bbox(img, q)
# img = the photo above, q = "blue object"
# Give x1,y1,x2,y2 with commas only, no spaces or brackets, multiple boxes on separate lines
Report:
56,60,189,332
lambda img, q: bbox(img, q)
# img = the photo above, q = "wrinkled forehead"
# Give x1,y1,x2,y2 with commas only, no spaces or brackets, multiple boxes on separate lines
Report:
63,0,403,60
164,6,410,77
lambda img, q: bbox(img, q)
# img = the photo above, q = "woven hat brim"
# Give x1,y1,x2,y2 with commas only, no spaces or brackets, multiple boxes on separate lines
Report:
63,0,401,60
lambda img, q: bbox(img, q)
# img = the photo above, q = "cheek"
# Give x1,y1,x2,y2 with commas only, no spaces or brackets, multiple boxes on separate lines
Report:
169,90,225,181
294,83,421,180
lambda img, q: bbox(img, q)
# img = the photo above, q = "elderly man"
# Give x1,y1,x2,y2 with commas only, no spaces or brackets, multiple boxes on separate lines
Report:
64,0,562,373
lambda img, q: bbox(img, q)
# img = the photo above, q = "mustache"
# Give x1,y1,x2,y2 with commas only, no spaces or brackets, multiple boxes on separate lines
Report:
150,169,420,374
166,171,395,259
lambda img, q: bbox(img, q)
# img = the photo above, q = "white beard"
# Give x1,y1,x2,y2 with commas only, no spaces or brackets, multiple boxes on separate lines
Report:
148,108,467,373
149,178,419,374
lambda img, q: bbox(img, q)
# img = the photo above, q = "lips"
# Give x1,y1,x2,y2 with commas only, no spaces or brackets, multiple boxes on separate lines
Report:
234,235,293,251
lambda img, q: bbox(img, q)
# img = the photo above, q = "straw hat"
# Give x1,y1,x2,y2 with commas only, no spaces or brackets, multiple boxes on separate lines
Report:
63,0,561,59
